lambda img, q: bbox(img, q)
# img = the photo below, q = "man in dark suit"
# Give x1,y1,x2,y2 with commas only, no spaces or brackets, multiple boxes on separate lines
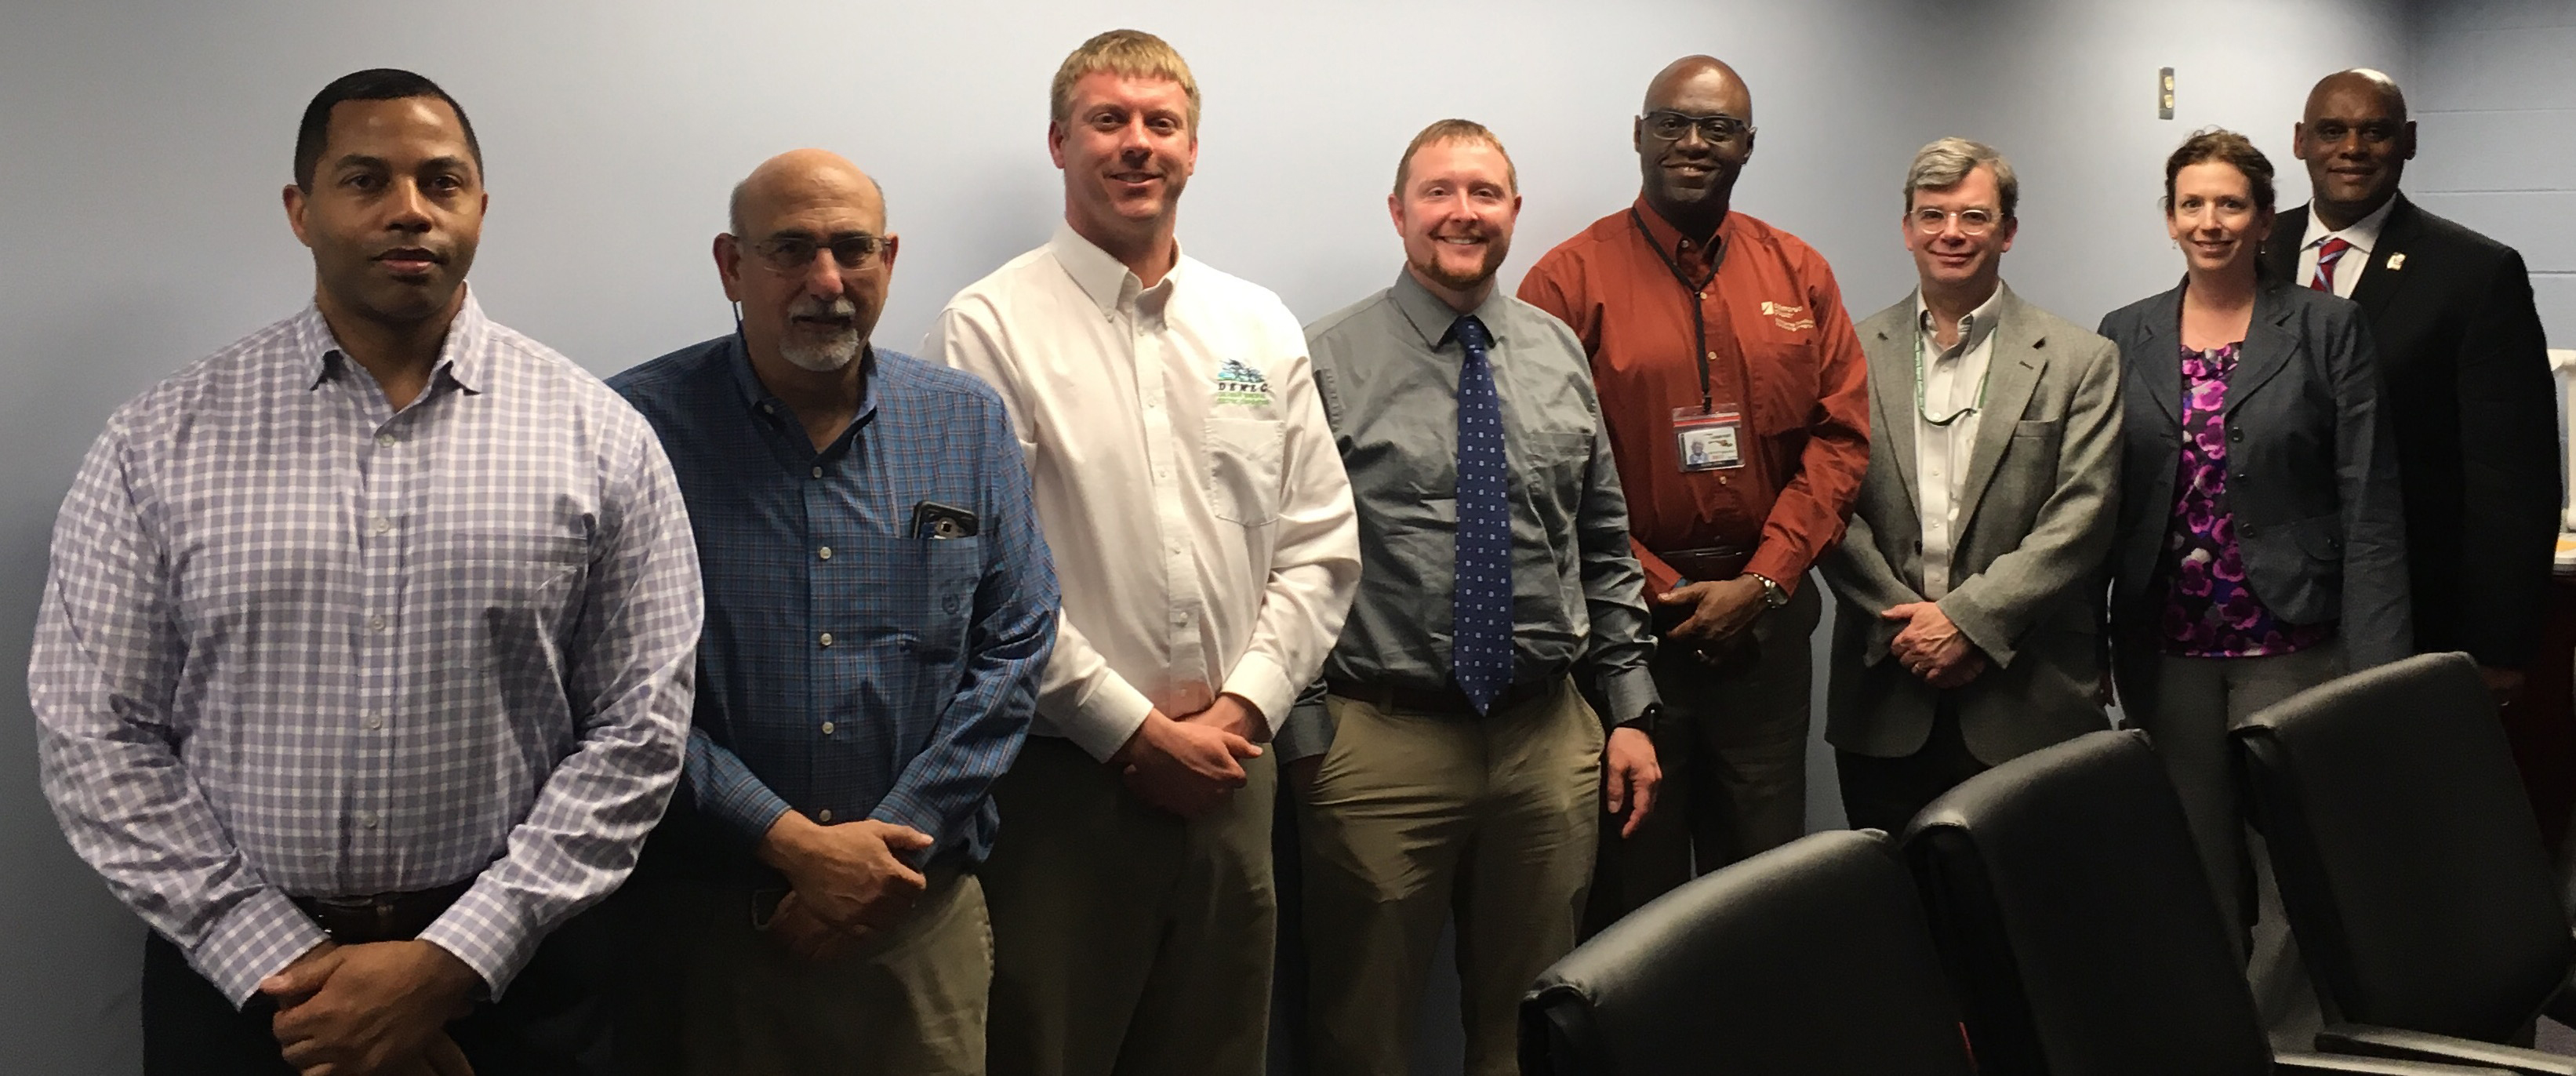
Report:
2265,67,2560,703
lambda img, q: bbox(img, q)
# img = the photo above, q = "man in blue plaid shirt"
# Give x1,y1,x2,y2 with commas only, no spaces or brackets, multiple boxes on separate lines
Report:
605,149,1058,1076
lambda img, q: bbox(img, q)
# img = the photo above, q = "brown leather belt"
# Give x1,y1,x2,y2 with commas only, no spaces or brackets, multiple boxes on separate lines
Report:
1328,677,1557,718
292,879,474,944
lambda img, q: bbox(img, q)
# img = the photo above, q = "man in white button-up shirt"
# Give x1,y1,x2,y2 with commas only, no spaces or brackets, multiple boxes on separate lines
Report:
1819,139,2121,834
932,29,1359,1076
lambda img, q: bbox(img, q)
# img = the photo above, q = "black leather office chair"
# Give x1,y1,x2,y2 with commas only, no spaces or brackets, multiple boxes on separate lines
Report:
2237,652,2576,1074
1518,829,1973,1076
1901,729,2502,1075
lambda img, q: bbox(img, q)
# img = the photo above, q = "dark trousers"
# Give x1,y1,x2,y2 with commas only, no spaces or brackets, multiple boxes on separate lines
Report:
142,910,618,1076
1834,700,1989,835
1584,583,1820,936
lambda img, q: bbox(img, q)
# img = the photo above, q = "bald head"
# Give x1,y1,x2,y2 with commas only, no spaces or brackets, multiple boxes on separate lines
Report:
2305,68,2407,124
729,148,886,238
1634,56,1757,234
2294,67,2414,229
718,148,899,383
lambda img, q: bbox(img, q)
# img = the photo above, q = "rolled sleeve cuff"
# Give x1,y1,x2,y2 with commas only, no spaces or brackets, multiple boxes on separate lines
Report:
1598,667,1660,731
867,789,943,852
707,780,797,849
415,881,541,1000
1064,674,1155,762
195,888,332,1007
1220,652,1297,737
1274,699,1335,762
1746,551,1808,596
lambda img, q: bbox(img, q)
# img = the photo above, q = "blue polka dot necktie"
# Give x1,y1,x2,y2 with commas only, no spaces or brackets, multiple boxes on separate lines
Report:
1450,314,1515,714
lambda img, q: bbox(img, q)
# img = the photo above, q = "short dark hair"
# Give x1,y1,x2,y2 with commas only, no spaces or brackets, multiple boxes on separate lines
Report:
2162,127,2274,216
293,68,482,191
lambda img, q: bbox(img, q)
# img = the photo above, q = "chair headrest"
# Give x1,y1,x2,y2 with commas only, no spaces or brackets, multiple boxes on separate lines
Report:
1524,829,1971,1075
1905,729,2273,1076
2236,651,2571,1039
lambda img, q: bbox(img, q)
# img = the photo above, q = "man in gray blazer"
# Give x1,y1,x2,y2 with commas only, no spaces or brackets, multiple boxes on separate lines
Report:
1820,139,2123,832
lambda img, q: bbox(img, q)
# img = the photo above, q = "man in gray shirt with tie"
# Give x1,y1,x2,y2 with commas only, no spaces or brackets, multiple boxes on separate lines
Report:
1282,118,1663,1076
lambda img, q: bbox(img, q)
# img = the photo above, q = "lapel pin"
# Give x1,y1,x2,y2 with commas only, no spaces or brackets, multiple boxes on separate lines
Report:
2386,253,2406,271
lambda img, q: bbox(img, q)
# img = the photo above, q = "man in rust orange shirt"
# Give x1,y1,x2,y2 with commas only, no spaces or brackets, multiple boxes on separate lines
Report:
1520,54,1869,925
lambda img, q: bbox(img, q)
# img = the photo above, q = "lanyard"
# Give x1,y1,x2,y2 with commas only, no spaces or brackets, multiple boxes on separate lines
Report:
1629,208,1726,413
1913,318,1990,427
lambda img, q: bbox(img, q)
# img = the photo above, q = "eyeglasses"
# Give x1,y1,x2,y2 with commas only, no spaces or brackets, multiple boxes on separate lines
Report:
1909,206,2002,236
738,233,892,274
1640,111,1753,145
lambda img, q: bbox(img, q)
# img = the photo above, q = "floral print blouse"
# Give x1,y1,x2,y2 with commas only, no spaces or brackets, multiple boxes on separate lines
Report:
2156,341,2335,657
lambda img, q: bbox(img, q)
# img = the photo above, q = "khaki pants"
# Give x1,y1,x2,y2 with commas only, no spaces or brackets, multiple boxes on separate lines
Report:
1293,678,1603,1076
983,736,1277,1076
612,863,992,1076
1588,581,1818,932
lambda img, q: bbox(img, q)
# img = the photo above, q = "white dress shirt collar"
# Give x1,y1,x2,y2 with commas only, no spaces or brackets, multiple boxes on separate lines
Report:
2299,194,2397,256
1048,221,1183,315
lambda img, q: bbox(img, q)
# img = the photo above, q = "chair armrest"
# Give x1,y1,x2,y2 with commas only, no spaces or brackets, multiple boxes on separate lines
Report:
2278,1051,2511,1074
2316,1023,2576,1075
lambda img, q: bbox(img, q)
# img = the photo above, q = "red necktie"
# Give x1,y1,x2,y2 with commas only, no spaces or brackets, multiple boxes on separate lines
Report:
2311,237,2352,293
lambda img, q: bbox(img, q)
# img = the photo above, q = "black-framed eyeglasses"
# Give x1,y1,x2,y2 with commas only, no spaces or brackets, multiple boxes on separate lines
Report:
1640,110,1753,144
1909,206,2002,236
738,233,891,274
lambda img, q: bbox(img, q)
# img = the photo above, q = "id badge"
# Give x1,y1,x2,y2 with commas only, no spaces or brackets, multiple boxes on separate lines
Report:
1672,405,1744,472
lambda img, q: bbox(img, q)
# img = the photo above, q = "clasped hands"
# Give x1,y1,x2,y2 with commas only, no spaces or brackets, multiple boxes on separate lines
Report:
1880,601,1986,688
1651,575,1769,663
758,811,936,963
257,937,481,1076
1110,694,1266,819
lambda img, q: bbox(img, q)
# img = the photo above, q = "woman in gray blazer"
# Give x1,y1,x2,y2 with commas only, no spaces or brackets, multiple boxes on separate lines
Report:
2097,129,2410,944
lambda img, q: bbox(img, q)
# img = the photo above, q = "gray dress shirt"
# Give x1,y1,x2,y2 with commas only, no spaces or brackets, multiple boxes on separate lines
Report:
1282,269,1658,761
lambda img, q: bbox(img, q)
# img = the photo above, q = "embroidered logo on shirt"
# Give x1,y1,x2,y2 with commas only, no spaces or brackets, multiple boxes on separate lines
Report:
1760,300,1815,332
1215,359,1272,406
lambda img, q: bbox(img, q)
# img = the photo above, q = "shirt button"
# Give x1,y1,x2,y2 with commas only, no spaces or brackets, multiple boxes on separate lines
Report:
816,809,834,823
376,433,396,447
361,813,380,830
810,467,823,478
371,516,391,535
1706,351,1718,361
369,615,387,632
365,712,384,730
819,632,834,648
818,546,834,561
820,721,836,735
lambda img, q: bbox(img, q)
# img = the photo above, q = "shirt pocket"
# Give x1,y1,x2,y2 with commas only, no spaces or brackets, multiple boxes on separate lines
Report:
1208,416,1285,526
452,533,590,687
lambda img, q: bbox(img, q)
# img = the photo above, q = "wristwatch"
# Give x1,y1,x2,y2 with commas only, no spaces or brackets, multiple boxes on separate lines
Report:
1746,571,1790,610
1615,702,1662,737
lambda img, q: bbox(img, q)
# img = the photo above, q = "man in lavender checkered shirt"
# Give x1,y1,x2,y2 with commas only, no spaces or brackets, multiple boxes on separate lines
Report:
28,69,701,1076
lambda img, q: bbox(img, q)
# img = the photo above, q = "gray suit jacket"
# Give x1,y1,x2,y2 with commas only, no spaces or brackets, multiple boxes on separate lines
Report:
2095,279,2412,698
1819,285,2122,765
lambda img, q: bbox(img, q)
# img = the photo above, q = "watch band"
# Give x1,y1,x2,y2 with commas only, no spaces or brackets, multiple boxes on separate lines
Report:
1746,571,1789,609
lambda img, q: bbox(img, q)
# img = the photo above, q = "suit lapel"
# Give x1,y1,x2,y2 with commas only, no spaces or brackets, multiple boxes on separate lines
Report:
1955,286,2044,532
2347,194,2419,318
2135,285,2186,423
2264,206,2309,282
2225,284,2302,416
1867,308,1920,514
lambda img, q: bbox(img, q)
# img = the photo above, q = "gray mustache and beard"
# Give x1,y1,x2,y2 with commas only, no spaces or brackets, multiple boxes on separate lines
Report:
779,295,865,373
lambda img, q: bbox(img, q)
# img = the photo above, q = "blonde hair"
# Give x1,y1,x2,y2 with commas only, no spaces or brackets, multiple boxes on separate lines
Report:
1051,29,1201,131
1393,118,1518,198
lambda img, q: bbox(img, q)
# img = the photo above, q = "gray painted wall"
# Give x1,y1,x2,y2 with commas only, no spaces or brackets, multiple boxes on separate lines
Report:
0,2,2419,1070
2407,0,2576,346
